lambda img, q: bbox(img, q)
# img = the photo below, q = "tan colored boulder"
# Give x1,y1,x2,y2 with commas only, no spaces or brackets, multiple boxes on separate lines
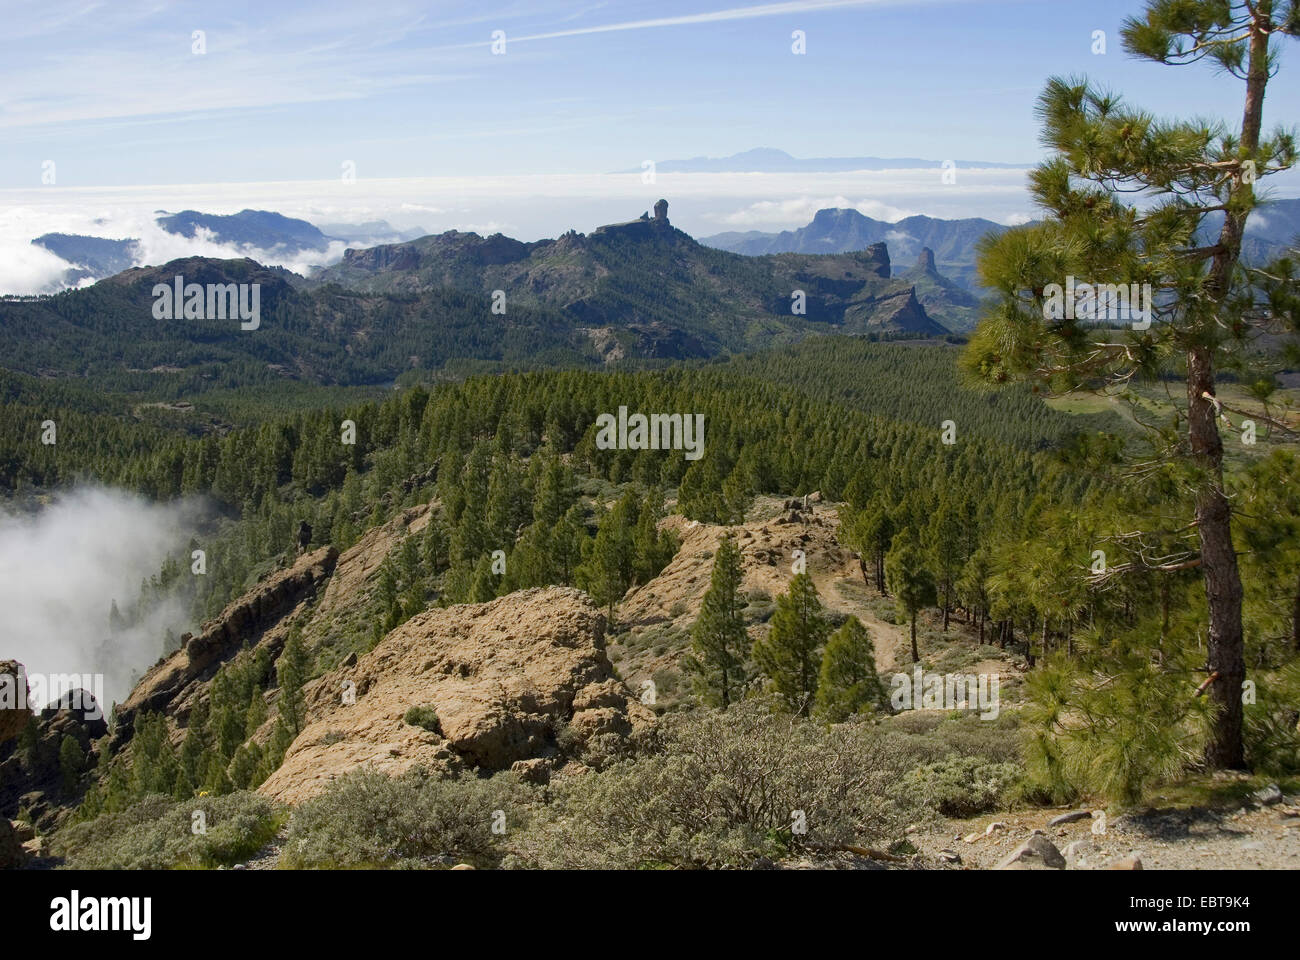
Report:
259,587,653,804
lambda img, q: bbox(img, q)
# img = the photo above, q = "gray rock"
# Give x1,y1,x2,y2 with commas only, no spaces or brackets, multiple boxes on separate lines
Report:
1253,784,1283,806
1048,809,1093,827
996,833,1066,870
1064,838,1094,860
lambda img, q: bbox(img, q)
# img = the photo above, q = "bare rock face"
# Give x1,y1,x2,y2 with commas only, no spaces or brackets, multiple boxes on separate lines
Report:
113,546,338,748
258,587,653,804
0,818,23,870
0,662,32,746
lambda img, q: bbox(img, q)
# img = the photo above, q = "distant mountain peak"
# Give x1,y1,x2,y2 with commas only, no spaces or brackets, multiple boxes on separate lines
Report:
731,147,795,159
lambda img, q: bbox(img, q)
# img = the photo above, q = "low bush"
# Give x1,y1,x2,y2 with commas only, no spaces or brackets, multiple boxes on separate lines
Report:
281,767,530,869
50,792,282,869
510,701,929,869
895,755,1021,818
402,705,441,734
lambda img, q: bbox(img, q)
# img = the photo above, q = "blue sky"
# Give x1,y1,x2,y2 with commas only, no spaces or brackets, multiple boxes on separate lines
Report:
1,0,1297,294
4,0,1297,185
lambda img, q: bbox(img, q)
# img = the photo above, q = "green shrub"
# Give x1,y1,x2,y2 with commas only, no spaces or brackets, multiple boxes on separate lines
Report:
1244,660,1300,776
512,701,928,869
403,705,441,734
880,710,1023,767
49,792,282,869
281,768,530,869
897,755,1021,818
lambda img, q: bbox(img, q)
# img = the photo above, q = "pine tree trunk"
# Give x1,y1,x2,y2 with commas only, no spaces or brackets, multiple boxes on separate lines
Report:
978,608,985,645
1189,346,1246,769
910,615,919,663
1292,571,1300,653
1191,18,1269,769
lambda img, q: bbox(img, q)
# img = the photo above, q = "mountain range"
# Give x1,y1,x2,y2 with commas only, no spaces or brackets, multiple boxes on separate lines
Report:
31,212,426,288
703,197,1300,291
310,201,949,348
702,206,1014,292
1,202,955,397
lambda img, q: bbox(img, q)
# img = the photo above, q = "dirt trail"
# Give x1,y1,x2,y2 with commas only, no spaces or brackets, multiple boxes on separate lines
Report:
614,498,952,692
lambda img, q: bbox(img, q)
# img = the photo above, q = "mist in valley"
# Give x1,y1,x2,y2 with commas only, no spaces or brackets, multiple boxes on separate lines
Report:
0,487,204,711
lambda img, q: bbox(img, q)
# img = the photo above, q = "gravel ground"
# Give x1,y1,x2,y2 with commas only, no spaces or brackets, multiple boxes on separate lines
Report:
913,793,1300,870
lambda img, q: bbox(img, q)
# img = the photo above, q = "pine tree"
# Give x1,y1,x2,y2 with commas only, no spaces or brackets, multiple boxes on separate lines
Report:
469,553,499,603
815,616,883,721
927,499,965,632
958,546,994,644
276,630,311,736
59,735,84,795
962,0,1300,768
179,699,212,788
552,504,587,585
752,573,829,715
245,686,268,739
532,456,571,530
633,486,677,584
683,534,750,708
886,531,937,663
228,741,264,790
210,668,246,761
577,500,634,621
421,515,450,573
264,717,296,777
201,748,233,796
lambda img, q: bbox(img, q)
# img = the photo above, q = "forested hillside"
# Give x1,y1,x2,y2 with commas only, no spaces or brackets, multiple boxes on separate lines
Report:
3,0,1299,881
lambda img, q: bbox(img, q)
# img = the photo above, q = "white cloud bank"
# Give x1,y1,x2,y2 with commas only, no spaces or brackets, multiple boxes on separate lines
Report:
0,488,204,709
0,166,1036,294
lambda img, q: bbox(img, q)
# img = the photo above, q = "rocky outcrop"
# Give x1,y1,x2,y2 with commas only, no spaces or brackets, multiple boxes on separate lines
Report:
0,685,107,832
113,546,338,747
845,286,948,335
0,662,31,746
0,818,22,870
258,587,653,803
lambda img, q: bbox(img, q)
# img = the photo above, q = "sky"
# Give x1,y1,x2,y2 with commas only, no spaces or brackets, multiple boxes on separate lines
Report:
1,0,1298,292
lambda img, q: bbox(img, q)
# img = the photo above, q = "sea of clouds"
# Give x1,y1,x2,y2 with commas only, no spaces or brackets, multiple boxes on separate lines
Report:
0,167,1037,295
